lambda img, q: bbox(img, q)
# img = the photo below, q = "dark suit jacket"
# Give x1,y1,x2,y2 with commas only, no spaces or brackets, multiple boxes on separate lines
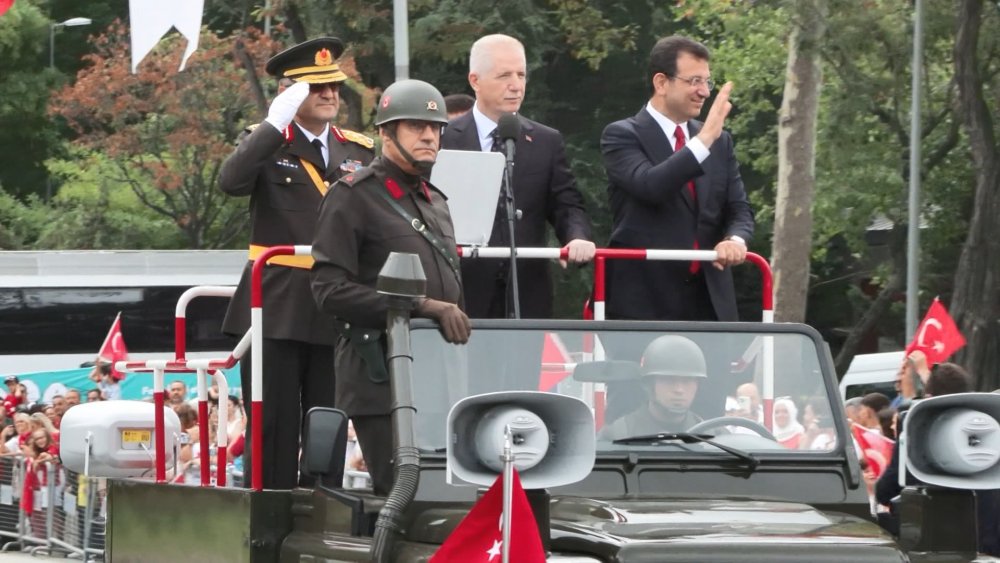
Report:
601,107,754,321
219,122,374,345
441,111,592,318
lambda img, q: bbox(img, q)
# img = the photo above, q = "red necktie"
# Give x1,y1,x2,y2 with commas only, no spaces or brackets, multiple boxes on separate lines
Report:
674,125,700,274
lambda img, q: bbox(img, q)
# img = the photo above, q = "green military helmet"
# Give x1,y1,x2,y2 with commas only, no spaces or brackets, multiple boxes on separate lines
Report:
640,335,708,379
375,79,449,127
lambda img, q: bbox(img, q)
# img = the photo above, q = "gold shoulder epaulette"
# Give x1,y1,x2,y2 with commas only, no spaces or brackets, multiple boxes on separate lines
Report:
341,129,375,150
234,123,262,145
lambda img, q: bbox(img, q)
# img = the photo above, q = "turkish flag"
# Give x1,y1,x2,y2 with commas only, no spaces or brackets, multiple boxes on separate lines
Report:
98,312,130,380
430,470,546,563
851,424,895,479
0,0,14,17
538,332,573,391
905,297,966,365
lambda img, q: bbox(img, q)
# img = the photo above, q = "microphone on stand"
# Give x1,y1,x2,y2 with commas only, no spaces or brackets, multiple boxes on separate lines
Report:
497,112,520,165
496,112,521,319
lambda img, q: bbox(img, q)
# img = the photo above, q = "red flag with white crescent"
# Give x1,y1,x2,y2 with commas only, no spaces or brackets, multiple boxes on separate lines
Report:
851,423,895,479
97,312,130,380
430,470,545,563
905,297,966,365
0,0,15,17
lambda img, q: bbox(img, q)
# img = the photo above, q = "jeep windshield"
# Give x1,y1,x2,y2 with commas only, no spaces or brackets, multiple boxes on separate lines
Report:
409,320,842,457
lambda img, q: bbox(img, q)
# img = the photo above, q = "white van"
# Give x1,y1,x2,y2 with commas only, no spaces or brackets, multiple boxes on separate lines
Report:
839,351,904,401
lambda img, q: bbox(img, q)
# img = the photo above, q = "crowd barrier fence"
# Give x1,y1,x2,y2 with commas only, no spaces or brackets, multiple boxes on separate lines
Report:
0,454,106,561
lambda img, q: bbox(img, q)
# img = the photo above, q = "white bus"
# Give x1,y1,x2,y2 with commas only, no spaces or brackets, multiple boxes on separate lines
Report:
0,250,246,375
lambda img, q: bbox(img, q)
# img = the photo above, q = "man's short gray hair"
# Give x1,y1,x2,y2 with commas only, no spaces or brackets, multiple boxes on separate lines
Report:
469,34,525,75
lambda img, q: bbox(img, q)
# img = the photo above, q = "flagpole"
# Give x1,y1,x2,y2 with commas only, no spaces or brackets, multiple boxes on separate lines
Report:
501,424,514,563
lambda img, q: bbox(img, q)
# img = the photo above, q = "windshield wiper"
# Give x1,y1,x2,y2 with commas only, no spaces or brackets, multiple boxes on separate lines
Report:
612,432,759,470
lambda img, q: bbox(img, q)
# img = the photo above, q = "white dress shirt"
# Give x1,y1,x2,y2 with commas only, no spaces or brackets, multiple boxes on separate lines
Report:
645,101,709,164
298,123,330,167
472,103,500,152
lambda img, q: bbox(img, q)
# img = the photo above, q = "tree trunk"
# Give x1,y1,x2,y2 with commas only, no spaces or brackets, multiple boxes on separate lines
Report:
234,38,268,116
771,0,826,322
283,2,308,44
950,0,1000,391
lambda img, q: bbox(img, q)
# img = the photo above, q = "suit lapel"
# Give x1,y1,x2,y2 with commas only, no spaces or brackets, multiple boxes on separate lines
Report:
513,115,534,183
286,123,326,170
636,108,695,213
634,108,672,165
447,112,482,151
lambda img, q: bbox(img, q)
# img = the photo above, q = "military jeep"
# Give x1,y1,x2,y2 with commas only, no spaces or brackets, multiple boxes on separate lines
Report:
280,316,917,562
96,259,997,562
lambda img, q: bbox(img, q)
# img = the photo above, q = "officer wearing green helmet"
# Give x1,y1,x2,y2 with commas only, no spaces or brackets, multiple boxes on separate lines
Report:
311,79,471,494
600,335,708,441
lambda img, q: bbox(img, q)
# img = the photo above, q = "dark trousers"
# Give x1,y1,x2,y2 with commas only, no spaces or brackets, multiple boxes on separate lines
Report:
241,338,335,489
352,414,394,496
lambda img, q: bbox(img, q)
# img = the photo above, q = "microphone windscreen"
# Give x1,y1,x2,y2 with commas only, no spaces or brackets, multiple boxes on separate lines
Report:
497,112,521,141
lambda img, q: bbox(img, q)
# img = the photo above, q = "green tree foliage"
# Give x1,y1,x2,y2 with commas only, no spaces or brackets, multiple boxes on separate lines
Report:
50,22,282,249
0,0,60,198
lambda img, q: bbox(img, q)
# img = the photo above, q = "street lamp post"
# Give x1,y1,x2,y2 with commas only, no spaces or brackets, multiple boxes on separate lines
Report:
46,16,91,201
49,17,92,69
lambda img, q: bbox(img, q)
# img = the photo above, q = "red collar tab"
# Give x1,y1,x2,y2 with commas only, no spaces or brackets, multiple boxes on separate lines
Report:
331,126,346,143
420,181,432,202
384,177,404,200
283,124,294,143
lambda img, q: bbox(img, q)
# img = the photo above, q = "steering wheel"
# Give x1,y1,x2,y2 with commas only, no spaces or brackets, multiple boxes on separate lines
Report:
687,416,778,441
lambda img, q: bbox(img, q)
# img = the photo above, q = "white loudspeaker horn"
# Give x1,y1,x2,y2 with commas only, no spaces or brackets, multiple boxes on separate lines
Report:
446,391,595,489
901,392,1000,489
60,401,181,478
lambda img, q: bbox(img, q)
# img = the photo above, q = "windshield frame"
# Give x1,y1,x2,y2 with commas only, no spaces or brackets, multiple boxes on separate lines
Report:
406,318,850,462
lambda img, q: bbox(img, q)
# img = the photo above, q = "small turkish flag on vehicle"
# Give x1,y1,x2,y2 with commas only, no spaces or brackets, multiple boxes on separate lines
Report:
430,469,546,563
0,1,14,17
98,312,130,380
905,297,966,365
851,423,895,479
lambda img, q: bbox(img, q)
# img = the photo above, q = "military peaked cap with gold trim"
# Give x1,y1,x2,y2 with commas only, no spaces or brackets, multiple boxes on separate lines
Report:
265,37,348,84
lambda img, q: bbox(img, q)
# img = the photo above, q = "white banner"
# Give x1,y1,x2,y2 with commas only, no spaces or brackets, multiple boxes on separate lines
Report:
129,0,204,73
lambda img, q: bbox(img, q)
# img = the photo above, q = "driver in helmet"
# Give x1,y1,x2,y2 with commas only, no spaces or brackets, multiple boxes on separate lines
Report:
312,79,471,495
599,335,707,440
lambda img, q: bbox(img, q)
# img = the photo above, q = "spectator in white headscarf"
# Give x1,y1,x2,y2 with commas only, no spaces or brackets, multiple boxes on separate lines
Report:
772,396,805,449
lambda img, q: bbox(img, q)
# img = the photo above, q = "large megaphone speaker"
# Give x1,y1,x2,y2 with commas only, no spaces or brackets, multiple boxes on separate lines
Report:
446,391,595,489
901,392,1000,489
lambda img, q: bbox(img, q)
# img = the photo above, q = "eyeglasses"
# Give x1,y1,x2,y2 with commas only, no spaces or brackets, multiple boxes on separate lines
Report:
309,82,340,94
669,75,715,91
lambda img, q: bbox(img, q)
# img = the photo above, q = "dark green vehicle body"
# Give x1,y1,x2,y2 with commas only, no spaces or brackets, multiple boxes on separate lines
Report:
107,319,986,562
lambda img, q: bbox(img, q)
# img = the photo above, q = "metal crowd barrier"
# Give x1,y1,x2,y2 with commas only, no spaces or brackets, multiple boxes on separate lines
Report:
0,455,106,561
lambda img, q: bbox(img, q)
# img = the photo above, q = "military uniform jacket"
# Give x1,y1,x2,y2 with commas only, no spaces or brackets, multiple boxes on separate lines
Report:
219,121,374,345
311,157,463,416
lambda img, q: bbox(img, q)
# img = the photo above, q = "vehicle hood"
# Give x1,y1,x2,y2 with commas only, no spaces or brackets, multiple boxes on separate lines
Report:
548,496,905,562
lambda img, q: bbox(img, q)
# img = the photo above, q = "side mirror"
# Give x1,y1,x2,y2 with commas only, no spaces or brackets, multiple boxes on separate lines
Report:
572,360,641,383
301,407,349,486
